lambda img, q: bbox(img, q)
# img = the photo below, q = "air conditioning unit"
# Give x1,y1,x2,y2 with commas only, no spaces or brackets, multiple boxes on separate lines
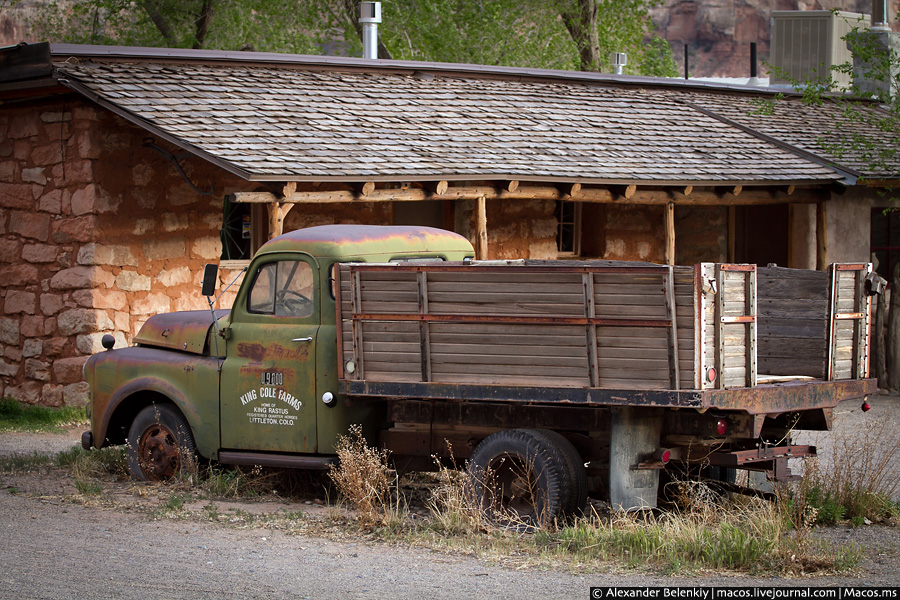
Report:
770,10,871,89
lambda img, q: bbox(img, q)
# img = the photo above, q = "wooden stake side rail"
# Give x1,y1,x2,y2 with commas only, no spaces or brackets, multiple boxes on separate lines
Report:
337,261,690,390
826,263,872,381
336,261,875,396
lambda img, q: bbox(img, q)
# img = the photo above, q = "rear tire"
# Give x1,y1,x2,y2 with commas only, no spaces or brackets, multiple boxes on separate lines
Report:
468,429,570,529
127,404,197,482
533,429,588,518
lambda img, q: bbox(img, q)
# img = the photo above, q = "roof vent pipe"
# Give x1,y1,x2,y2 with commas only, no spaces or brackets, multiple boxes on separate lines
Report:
359,2,382,59
872,0,891,31
748,42,761,86
611,52,627,75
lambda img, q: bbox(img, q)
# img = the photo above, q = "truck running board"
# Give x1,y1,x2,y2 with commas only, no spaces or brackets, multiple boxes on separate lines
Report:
218,451,338,470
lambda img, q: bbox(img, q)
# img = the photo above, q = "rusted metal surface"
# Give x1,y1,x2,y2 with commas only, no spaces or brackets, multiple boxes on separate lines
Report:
703,445,815,481
344,380,705,408
706,444,816,466
135,421,183,481
345,377,876,417
133,310,228,355
218,451,337,470
701,378,876,414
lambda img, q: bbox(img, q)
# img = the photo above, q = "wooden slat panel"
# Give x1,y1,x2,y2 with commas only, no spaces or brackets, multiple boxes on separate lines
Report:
431,353,588,369
432,343,587,358
427,300,586,317
344,262,704,391
428,281,584,294
432,362,589,378
426,271,581,285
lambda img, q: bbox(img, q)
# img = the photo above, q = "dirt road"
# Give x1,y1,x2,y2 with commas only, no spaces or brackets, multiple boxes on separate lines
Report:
0,395,898,598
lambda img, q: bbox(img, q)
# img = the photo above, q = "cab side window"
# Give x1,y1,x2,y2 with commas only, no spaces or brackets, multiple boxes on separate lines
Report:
248,260,314,317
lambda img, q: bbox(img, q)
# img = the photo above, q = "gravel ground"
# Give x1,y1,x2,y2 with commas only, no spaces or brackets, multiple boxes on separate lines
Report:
0,396,898,598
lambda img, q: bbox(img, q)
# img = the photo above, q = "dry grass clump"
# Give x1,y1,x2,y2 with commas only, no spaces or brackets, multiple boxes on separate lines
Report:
328,425,397,528
425,459,493,535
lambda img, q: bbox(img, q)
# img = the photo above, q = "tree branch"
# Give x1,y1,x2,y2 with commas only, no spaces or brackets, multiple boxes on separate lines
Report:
559,0,601,72
193,0,215,49
141,0,177,46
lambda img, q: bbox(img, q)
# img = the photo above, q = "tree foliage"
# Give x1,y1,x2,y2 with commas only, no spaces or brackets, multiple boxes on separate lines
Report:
27,0,677,76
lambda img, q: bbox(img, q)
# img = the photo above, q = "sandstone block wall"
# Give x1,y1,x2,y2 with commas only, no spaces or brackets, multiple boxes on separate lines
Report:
0,98,258,406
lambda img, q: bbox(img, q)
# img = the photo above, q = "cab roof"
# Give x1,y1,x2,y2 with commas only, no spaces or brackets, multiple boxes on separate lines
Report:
257,225,475,261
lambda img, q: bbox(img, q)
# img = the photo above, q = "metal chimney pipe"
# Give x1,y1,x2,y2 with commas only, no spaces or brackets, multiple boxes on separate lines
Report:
750,42,757,78
359,1,382,59
748,42,761,86
611,52,627,75
873,0,891,31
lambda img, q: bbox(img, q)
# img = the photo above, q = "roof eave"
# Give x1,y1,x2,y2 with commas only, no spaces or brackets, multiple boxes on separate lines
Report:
56,72,256,182
46,42,804,98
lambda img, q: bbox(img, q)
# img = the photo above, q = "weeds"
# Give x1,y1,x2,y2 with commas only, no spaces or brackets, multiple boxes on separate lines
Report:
328,425,395,528
534,486,861,575
0,398,86,432
785,417,900,527
0,451,56,474
425,459,490,536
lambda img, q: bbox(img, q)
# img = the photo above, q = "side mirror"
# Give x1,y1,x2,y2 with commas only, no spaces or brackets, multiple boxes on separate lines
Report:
201,263,218,297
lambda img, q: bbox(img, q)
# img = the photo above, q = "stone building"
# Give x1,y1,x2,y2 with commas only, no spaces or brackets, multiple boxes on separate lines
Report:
0,42,896,406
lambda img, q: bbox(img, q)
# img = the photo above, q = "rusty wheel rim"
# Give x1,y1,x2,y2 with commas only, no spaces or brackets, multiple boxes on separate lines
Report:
488,454,538,518
137,423,180,481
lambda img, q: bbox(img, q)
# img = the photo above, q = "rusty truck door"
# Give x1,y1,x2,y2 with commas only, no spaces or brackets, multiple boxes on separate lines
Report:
220,253,319,453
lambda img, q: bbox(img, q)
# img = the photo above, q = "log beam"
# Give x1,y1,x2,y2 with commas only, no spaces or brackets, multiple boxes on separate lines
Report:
665,202,675,266
816,202,828,271
233,184,821,206
267,201,294,240
476,195,488,260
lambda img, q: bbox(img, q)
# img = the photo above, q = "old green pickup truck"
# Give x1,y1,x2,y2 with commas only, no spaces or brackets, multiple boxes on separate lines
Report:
82,224,876,523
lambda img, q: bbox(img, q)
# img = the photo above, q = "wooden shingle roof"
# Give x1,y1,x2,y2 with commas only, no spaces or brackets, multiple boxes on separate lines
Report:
669,90,900,180
5,43,890,187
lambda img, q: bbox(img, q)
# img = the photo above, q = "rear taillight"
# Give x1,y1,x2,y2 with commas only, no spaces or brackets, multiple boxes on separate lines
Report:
716,418,727,435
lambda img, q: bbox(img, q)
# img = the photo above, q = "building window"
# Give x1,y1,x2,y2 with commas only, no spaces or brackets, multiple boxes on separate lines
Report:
871,207,900,280
556,201,582,256
221,195,266,261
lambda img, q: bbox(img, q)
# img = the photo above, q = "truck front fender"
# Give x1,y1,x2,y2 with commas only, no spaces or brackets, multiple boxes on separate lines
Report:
88,346,221,459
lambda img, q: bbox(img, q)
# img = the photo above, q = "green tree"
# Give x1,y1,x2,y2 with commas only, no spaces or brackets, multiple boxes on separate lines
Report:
27,0,676,76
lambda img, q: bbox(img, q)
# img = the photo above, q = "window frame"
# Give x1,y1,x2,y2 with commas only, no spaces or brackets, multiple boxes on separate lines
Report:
556,200,582,257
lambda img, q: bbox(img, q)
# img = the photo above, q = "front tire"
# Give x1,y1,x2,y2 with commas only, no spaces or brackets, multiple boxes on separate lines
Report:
468,429,570,529
127,404,197,482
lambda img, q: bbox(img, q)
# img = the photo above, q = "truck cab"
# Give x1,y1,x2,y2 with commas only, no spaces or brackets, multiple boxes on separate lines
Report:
82,225,474,480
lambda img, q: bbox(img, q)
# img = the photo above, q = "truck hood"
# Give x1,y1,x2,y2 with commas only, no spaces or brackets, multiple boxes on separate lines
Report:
133,310,229,355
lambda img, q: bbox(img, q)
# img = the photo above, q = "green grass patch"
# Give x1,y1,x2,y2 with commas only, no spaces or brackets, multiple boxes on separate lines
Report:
785,418,900,527
0,398,86,432
0,451,58,474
